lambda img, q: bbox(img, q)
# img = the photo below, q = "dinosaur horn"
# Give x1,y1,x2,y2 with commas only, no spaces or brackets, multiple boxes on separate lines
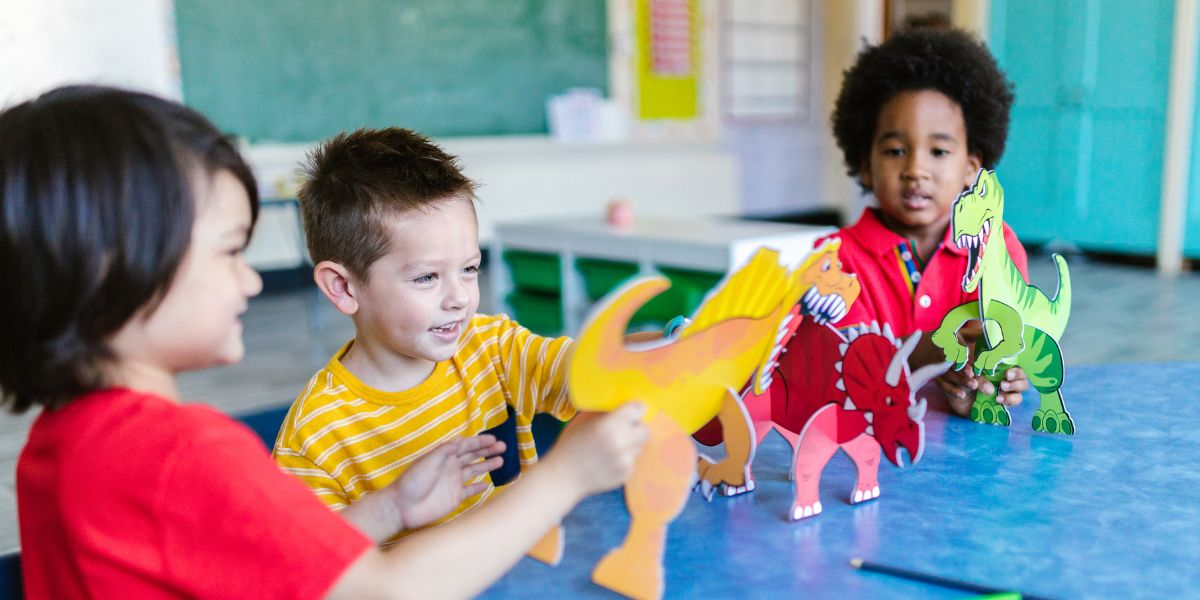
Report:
909,361,950,392
907,397,928,421
885,331,921,387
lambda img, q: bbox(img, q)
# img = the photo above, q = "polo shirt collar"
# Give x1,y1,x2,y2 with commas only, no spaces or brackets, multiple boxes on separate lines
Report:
845,207,967,257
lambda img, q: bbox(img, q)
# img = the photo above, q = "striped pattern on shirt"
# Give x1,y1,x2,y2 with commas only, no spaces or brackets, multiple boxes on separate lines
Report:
272,313,575,543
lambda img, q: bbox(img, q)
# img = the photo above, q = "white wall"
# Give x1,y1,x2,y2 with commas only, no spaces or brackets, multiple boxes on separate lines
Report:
242,137,739,269
0,0,179,107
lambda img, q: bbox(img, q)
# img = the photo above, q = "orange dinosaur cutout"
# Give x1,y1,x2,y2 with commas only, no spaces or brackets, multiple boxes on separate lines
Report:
568,247,806,600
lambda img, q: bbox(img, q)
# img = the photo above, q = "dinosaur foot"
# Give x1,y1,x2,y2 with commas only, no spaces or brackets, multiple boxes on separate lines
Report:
592,545,663,600
719,479,756,497
1032,409,1075,435
527,525,564,565
790,500,823,521
695,478,756,501
969,398,1011,426
851,484,880,504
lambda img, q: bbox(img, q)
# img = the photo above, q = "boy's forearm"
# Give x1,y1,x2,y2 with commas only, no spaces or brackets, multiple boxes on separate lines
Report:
374,456,584,597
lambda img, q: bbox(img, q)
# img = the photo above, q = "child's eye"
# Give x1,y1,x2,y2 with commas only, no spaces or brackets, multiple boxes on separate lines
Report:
882,147,904,157
413,273,437,284
931,148,950,157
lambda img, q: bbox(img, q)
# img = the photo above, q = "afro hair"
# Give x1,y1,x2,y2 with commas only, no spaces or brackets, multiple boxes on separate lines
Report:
831,28,1015,187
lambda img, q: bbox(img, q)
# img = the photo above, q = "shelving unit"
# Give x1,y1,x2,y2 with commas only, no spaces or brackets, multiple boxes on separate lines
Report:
490,216,834,336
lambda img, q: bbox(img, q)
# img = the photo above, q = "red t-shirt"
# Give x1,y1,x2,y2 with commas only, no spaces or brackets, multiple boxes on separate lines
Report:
821,208,1029,337
17,388,373,599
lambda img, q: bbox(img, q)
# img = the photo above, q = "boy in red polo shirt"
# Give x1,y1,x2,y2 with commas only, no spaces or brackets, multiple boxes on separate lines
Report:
823,28,1030,417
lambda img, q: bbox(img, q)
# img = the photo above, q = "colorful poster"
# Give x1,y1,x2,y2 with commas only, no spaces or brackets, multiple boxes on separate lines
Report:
636,0,699,119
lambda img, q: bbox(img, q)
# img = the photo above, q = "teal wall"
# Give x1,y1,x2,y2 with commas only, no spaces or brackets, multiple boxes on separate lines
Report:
175,0,608,142
1186,1,1200,257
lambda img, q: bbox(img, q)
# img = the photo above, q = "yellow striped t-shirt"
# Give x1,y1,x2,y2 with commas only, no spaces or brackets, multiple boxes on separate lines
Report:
272,313,575,542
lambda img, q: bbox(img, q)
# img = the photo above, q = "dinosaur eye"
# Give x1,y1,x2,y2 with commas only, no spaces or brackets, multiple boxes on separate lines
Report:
979,179,988,197
885,396,894,406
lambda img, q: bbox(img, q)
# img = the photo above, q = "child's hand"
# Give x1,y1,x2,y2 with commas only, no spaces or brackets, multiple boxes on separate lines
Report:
388,434,506,530
939,367,1029,416
550,403,647,496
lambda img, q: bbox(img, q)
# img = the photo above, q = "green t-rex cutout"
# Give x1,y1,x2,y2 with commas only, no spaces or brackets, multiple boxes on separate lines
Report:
931,169,1074,434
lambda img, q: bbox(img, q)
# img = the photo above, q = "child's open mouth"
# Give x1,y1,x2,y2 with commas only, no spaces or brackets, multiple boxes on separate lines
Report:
429,321,461,341
957,219,992,290
901,190,932,211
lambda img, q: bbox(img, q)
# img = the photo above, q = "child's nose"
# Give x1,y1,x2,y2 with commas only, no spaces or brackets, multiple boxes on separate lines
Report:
242,260,263,298
444,277,469,309
901,154,926,179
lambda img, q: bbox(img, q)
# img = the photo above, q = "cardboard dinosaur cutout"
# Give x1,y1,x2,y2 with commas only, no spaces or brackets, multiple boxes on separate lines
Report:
567,246,815,600
931,169,1074,434
691,239,860,497
694,318,943,519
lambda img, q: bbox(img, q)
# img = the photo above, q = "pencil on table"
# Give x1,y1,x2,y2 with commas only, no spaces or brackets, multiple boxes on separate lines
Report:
849,558,1056,600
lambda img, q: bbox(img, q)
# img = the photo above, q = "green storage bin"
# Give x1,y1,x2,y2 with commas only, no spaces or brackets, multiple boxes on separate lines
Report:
503,250,561,294
576,258,677,327
506,291,563,336
575,259,720,328
575,258,639,300
660,267,723,316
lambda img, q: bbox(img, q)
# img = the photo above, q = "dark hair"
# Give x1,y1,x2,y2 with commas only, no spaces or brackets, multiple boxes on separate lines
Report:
298,127,477,281
0,85,258,413
831,28,1015,188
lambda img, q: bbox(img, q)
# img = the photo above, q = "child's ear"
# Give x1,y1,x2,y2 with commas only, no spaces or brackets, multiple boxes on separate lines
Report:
964,153,983,187
858,160,873,189
314,261,360,316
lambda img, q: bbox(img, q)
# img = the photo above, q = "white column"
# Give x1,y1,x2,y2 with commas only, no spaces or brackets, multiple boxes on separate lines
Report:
821,0,884,224
951,0,991,41
1158,0,1199,275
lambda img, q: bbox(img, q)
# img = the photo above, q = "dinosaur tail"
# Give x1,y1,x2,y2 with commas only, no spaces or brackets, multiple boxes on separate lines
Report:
1047,253,1072,337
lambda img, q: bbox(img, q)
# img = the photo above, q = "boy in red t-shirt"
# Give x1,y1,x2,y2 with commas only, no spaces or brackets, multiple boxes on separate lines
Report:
822,28,1031,417
0,86,647,599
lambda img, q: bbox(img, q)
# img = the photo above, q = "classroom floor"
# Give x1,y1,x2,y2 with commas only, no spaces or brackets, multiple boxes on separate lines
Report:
1,249,1198,552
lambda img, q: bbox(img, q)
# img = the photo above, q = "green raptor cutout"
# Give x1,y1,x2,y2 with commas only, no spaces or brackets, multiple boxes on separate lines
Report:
931,169,1074,435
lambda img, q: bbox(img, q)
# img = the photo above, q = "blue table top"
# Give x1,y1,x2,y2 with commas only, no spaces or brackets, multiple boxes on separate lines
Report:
483,362,1200,599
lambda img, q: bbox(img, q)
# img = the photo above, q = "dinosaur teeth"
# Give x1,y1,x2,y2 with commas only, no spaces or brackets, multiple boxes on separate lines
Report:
865,425,875,436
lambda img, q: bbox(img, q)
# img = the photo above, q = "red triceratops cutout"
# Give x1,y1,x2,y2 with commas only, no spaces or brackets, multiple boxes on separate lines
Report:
694,318,943,519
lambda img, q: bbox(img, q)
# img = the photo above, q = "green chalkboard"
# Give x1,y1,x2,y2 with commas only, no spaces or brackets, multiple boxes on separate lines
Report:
175,0,608,141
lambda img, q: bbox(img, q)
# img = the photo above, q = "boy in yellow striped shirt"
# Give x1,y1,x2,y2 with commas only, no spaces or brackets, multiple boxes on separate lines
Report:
274,128,589,558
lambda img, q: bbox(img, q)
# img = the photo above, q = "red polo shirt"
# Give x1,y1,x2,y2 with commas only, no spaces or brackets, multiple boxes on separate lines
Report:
820,208,1029,338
